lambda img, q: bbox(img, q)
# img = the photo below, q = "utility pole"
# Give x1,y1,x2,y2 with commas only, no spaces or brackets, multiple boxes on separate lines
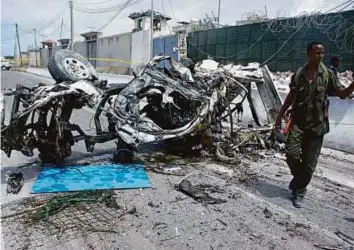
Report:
217,0,221,26
15,23,22,66
70,0,74,50
34,28,38,67
60,18,64,40
14,35,18,67
150,0,154,60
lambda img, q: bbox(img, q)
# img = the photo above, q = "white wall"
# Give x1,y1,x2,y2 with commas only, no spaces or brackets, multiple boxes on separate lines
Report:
28,51,40,67
131,30,151,73
97,32,132,71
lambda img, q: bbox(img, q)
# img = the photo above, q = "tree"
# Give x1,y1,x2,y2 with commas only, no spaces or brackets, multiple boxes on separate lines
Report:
191,12,219,31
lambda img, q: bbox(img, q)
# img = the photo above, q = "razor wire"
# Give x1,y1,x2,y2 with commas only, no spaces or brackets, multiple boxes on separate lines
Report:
187,8,354,64
260,9,354,53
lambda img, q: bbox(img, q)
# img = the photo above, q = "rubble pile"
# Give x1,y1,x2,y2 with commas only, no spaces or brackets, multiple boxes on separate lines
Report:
214,128,286,164
194,59,264,83
270,71,292,92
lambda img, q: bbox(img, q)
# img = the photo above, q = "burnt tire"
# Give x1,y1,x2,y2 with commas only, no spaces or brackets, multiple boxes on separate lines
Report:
48,49,98,83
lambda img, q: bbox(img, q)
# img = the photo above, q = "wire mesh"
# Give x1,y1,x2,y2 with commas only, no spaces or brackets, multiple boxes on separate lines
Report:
1,191,133,249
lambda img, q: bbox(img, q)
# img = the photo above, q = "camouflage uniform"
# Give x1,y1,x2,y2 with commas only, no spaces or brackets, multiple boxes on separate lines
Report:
285,63,342,197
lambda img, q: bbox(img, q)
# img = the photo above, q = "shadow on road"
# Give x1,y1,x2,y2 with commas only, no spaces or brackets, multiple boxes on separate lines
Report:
250,177,291,200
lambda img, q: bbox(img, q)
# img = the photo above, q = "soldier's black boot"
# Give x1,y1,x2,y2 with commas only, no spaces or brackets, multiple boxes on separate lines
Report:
291,194,304,208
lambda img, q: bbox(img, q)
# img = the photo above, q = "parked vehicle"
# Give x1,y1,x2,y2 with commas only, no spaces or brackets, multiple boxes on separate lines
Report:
1,58,13,70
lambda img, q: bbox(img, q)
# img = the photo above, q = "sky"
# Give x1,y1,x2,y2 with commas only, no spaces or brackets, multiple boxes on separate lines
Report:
1,0,352,56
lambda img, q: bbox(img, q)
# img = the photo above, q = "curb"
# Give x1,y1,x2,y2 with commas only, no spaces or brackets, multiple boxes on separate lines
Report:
25,71,53,80
13,67,28,72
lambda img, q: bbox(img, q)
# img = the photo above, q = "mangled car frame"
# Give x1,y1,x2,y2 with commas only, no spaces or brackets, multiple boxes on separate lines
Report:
1,49,282,164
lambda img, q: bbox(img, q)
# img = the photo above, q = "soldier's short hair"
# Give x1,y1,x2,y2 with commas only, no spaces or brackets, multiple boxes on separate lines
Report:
330,55,341,63
306,41,324,52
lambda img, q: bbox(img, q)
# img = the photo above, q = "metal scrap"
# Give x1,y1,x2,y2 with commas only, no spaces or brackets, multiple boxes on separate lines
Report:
176,179,227,205
6,171,24,194
1,54,284,165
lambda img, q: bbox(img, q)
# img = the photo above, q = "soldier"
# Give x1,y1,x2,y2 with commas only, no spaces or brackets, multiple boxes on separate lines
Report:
328,55,344,96
328,55,341,76
275,41,354,208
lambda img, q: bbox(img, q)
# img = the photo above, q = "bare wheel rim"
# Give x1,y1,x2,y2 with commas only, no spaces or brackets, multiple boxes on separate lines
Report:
62,57,90,79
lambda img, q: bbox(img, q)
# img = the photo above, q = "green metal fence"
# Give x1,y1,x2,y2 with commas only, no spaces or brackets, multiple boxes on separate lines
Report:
187,10,354,72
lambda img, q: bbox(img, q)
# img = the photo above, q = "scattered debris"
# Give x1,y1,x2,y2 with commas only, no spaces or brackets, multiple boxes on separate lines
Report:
176,179,227,204
169,196,189,203
153,221,168,229
344,217,354,223
147,201,160,208
335,230,354,245
147,163,185,176
314,243,344,250
263,207,273,219
216,218,228,227
161,234,181,242
31,190,118,221
175,172,196,186
199,59,219,70
6,171,24,194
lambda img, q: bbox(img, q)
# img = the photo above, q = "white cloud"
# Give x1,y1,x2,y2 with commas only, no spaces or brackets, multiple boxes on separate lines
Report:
1,0,347,56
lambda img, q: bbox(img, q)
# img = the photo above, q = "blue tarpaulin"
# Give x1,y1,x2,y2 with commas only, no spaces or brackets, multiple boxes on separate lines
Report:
31,164,151,193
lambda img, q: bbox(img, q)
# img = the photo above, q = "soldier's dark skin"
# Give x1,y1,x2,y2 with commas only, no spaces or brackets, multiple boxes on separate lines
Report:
275,42,354,208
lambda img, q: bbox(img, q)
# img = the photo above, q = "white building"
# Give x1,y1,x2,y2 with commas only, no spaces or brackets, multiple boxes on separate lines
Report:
129,10,172,37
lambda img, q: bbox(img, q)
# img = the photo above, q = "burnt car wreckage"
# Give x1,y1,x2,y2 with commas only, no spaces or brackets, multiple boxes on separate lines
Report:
1,50,283,164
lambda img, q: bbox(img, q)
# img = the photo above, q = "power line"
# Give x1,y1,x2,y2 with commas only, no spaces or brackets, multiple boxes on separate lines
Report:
324,0,353,13
1,28,33,42
1,36,16,42
75,0,114,5
336,0,354,12
97,0,144,31
167,0,175,19
36,8,69,33
73,0,140,13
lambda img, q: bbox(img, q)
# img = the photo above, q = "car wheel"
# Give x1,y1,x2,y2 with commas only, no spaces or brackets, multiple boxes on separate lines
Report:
48,49,98,83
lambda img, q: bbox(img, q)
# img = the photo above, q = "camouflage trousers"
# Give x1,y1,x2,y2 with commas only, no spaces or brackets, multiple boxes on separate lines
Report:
285,124,324,197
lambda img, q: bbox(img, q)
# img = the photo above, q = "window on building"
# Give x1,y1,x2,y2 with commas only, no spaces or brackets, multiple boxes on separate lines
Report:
153,20,161,31
138,19,143,29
